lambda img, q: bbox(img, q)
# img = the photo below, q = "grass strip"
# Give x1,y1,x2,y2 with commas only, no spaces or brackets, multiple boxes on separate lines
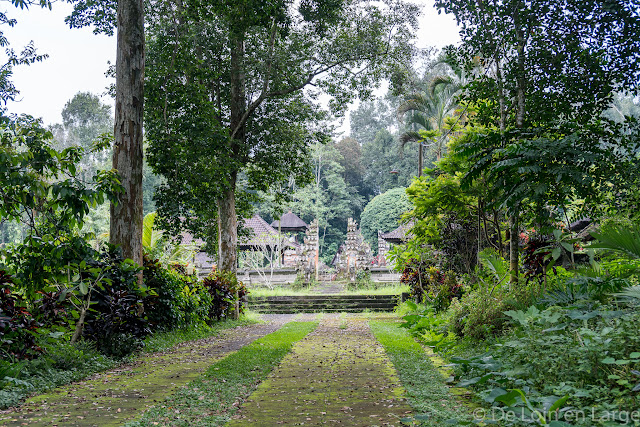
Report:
370,320,472,425
126,321,318,427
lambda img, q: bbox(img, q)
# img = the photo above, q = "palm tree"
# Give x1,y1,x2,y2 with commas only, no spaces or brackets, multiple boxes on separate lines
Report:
398,63,466,175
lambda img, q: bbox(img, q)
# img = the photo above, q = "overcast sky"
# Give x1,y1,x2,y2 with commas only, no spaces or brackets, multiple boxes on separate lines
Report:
2,1,460,127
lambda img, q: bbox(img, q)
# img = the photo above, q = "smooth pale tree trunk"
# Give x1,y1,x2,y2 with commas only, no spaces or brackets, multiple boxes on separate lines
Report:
110,0,144,273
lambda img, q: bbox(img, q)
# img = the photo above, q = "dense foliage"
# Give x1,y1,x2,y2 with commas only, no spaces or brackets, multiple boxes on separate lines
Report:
202,271,248,321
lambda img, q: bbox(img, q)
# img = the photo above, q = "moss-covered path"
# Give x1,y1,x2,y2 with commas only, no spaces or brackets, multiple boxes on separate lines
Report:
228,315,412,426
0,317,296,427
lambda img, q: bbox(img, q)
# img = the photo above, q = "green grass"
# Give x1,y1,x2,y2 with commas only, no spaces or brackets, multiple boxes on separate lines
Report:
369,321,473,425
143,315,259,353
248,283,408,297
126,321,318,426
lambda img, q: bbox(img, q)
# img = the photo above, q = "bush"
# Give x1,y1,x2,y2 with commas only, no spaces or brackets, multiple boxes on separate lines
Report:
202,271,248,321
143,254,212,329
32,290,69,331
450,303,640,422
82,246,150,357
178,280,212,325
144,255,184,329
400,259,462,312
0,271,41,360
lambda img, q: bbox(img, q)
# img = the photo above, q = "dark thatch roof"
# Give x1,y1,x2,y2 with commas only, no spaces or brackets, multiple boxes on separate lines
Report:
270,210,308,232
380,222,413,244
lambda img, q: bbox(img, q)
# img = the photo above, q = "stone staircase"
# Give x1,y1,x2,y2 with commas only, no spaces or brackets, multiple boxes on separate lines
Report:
246,294,408,313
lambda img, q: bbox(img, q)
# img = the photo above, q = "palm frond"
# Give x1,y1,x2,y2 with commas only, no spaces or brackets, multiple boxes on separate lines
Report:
615,285,640,302
399,131,422,148
479,248,509,284
590,224,640,260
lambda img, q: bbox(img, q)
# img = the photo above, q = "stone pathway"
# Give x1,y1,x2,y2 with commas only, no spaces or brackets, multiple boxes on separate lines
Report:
228,314,412,426
0,316,296,426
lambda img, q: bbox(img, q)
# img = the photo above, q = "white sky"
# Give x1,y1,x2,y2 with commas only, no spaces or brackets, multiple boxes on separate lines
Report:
2,1,460,127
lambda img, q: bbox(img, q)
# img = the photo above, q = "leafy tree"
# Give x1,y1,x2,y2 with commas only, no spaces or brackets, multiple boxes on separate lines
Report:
361,129,418,196
335,137,365,201
0,115,123,297
51,92,113,181
141,0,418,273
398,58,466,169
438,0,640,282
360,187,411,252
288,141,362,264
349,94,399,146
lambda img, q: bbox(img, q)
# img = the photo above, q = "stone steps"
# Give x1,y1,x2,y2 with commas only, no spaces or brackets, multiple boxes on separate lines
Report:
247,294,408,313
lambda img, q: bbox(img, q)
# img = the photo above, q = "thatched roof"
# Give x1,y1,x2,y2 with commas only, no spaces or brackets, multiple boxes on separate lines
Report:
270,210,308,232
380,222,413,244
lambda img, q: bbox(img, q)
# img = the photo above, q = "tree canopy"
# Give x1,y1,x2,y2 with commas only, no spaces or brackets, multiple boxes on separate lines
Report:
360,187,411,252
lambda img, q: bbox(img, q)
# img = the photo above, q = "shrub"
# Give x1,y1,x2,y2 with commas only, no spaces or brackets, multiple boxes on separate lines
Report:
446,275,544,340
143,255,185,329
202,271,248,321
178,280,212,325
447,287,513,340
82,246,150,357
32,290,69,331
0,271,41,360
400,259,462,312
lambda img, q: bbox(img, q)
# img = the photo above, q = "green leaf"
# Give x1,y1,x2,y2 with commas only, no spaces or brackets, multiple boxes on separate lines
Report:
560,242,574,253
546,395,569,414
79,281,88,295
405,300,418,311
601,357,616,364
494,389,522,407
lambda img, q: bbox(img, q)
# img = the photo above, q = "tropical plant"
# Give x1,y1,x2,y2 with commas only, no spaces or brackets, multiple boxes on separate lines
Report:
142,212,196,268
398,60,466,170
0,271,40,360
202,271,248,321
590,223,640,260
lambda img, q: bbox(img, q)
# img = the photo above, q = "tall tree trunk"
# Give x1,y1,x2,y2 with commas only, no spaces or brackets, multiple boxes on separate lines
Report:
218,172,238,272
218,28,246,275
509,214,519,285
510,1,526,286
111,0,144,272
